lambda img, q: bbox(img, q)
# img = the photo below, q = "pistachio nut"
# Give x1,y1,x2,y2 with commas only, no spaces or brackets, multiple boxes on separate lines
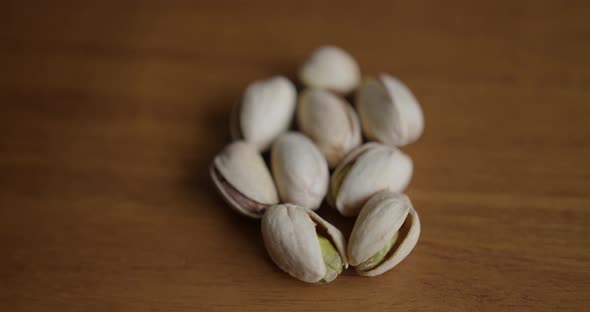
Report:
210,141,279,218
297,88,361,168
356,74,424,146
329,142,413,217
231,76,297,151
299,46,360,94
261,204,348,283
271,132,329,210
348,190,421,276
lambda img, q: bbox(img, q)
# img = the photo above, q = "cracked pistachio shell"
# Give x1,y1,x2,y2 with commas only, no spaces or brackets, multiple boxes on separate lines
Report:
297,88,361,168
299,46,360,94
356,74,424,146
348,190,421,277
261,204,348,283
231,76,297,151
210,141,279,218
329,143,413,217
271,132,329,210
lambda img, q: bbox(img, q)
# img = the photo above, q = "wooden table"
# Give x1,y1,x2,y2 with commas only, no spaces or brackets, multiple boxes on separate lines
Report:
1,1,589,311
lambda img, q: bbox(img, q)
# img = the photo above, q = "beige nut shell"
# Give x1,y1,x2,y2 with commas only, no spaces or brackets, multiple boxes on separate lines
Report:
299,46,360,94
261,204,348,283
271,132,329,210
330,143,413,216
356,74,424,146
231,76,296,151
210,141,279,218
348,190,421,276
297,88,361,167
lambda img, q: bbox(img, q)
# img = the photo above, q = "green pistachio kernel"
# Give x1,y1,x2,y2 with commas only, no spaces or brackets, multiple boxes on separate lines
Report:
318,235,343,282
357,231,399,271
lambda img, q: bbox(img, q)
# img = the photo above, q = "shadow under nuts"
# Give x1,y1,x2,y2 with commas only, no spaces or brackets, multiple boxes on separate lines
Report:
210,141,279,218
348,190,421,276
261,204,348,283
329,142,413,217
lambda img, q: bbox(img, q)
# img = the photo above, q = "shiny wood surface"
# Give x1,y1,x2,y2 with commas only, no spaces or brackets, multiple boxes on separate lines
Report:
1,1,589,311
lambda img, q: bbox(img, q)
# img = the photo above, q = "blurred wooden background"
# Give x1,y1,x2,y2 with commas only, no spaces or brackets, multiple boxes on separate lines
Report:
1,1,589,311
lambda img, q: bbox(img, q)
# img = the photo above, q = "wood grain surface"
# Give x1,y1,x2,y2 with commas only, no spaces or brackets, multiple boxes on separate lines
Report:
1,1,589,311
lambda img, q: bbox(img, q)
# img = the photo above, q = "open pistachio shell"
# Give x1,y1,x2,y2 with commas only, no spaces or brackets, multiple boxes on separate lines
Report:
231,76,296,151
348,190,421,277
210,141,279,218
356,74,424,146
261,204,348,283
297,88,361,167
271,132,329,210
329,142,413,217
299,46,360,94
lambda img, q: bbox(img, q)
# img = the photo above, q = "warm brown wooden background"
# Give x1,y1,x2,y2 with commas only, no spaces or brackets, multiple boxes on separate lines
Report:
1,1,589,311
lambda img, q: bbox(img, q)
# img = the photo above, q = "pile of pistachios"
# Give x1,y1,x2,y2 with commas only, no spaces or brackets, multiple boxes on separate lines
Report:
210,46,424,283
